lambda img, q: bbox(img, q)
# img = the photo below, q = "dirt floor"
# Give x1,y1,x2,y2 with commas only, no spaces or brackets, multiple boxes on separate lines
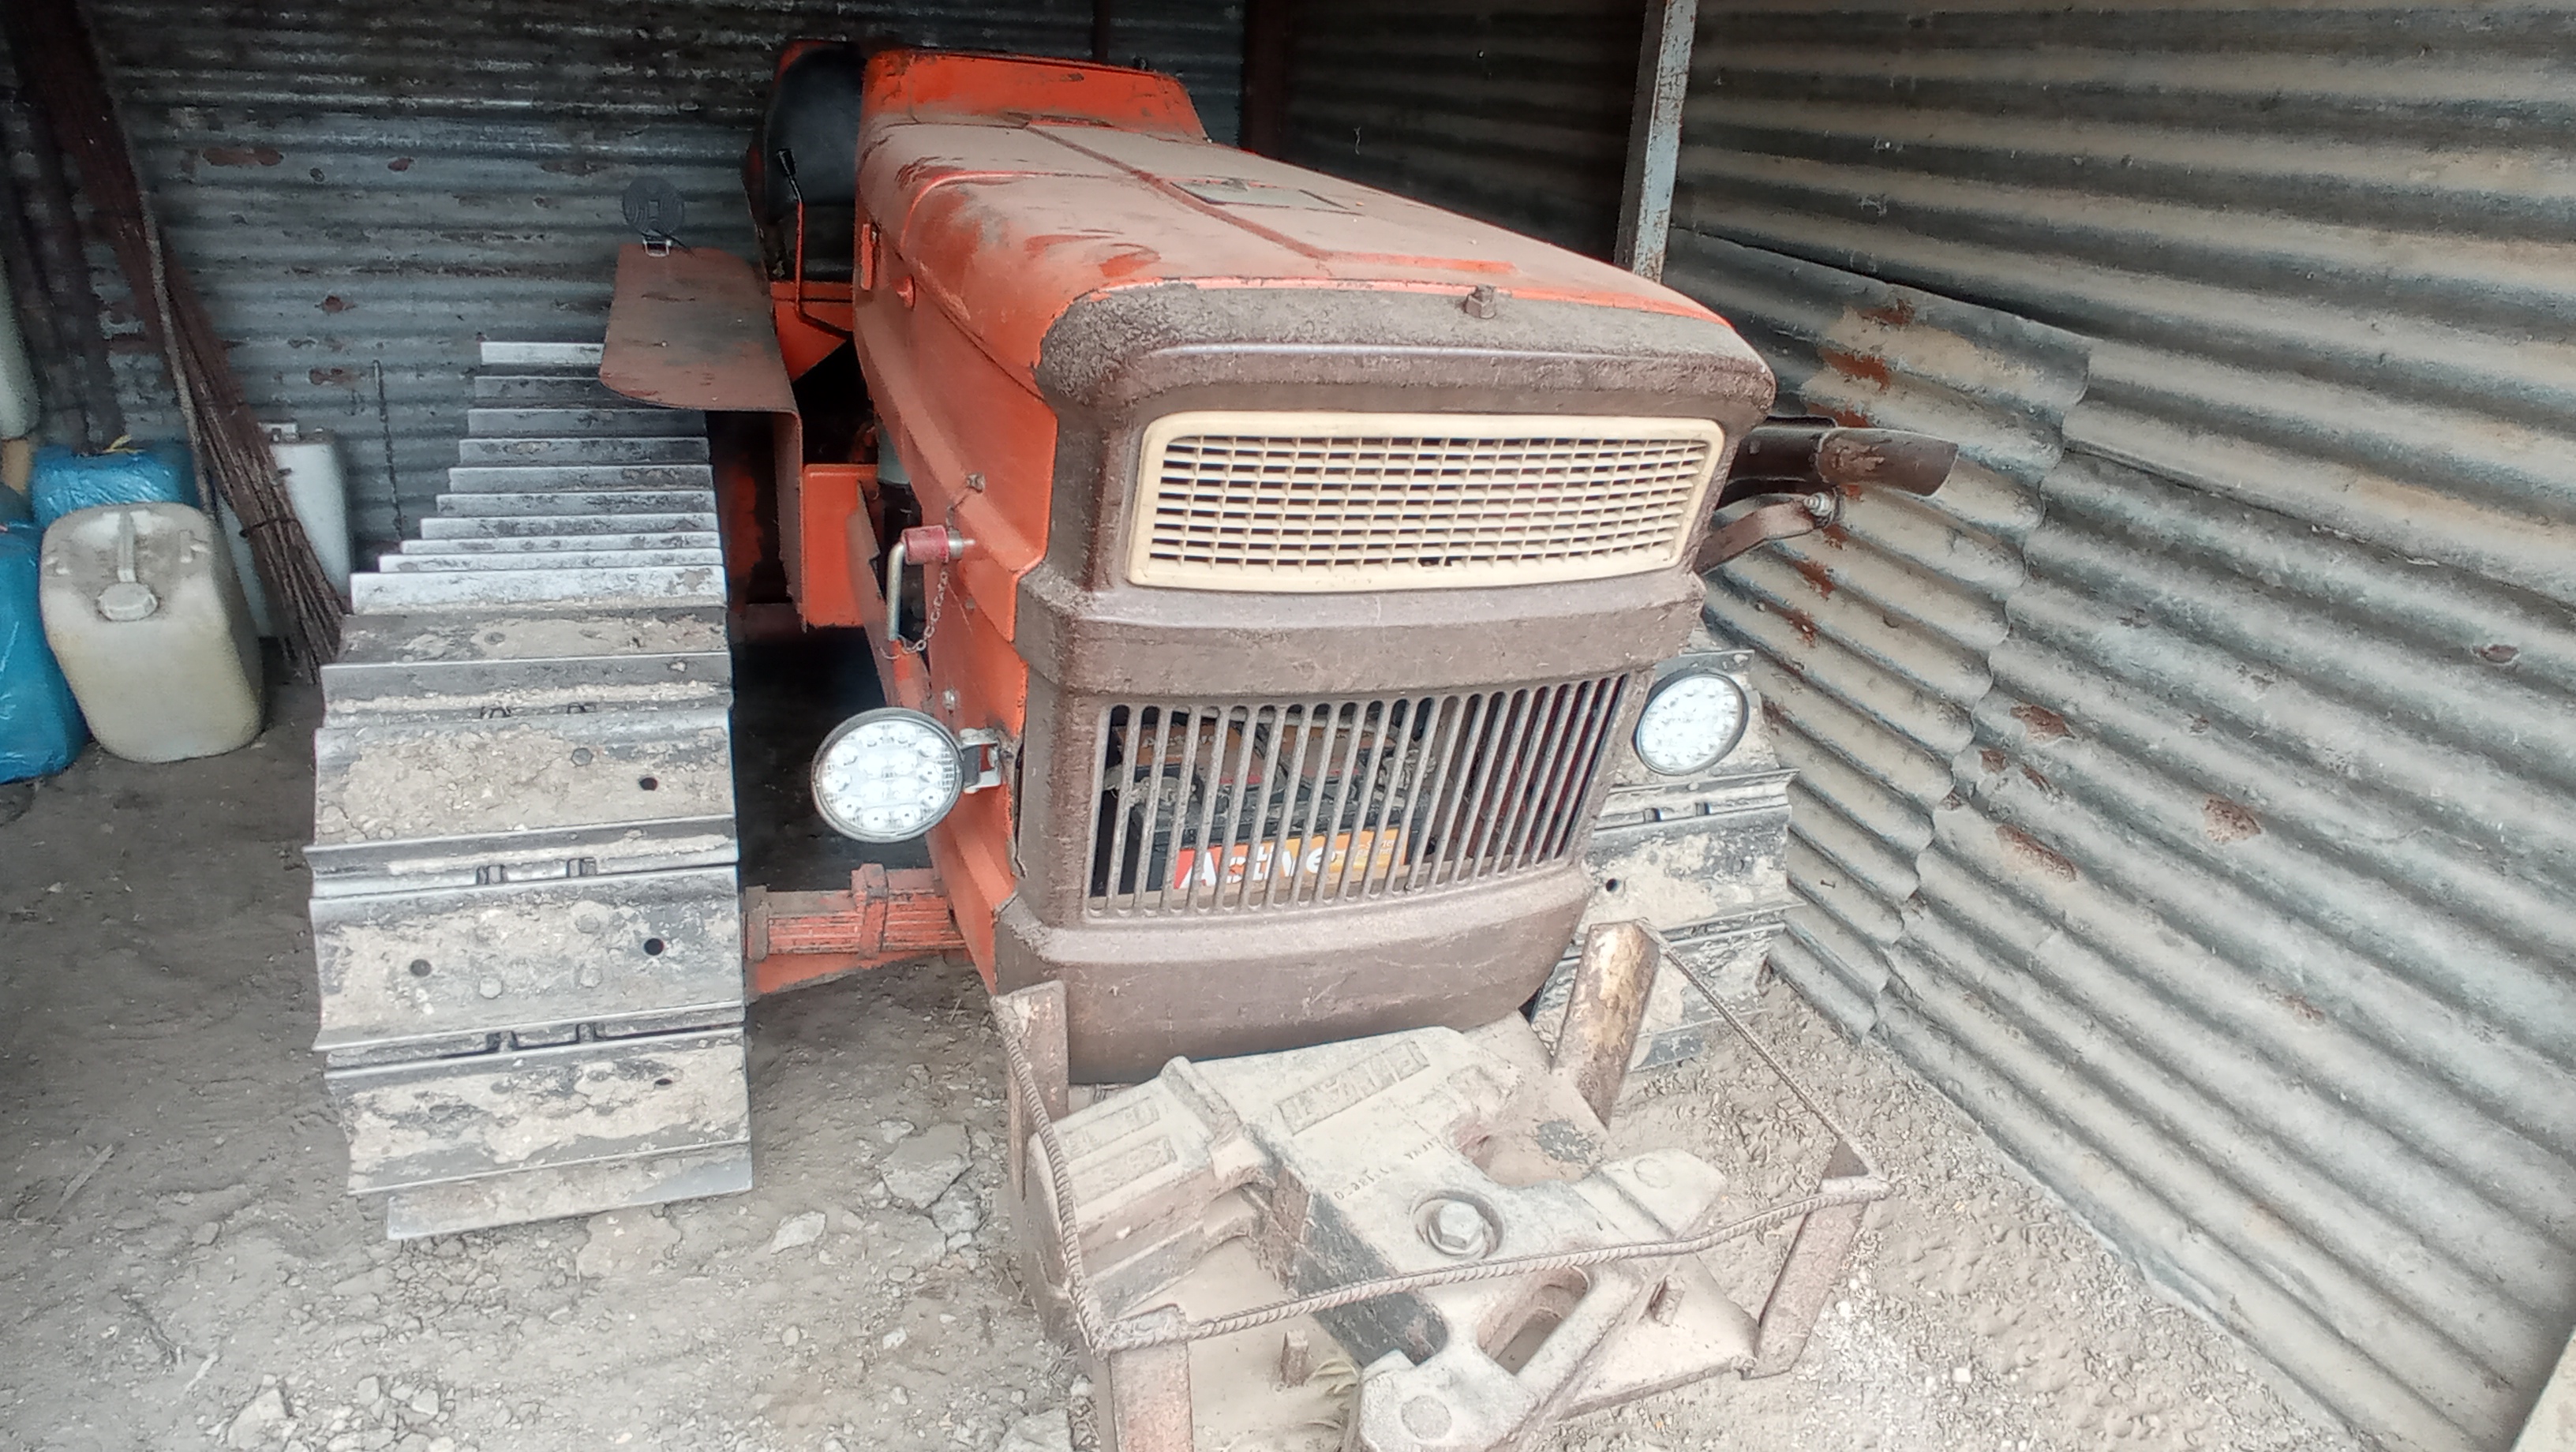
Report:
0,662,2364,1452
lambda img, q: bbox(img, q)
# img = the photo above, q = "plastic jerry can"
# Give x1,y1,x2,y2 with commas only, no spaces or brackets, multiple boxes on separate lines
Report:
39,503,264,762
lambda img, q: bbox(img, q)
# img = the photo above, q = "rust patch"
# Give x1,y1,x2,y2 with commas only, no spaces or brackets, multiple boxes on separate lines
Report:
541,158,610,176
309,367,358,387
1859,300,1915,327
2203,796,2263,844
1824,406,1870,428
388,156,414,172
319,296,350,314
200,145,283,167
1780,605,1818,646
1996,825,2077,881
1095,244,1161,279
1761,700,1788,729
2282,994,2323,1024
2010,703,2071,741
2476,643,2520,664
1817,347,1891,387
1978,748,2006,774
1792,556,1837,598
2019,765,2054,794
1816,522,1851,549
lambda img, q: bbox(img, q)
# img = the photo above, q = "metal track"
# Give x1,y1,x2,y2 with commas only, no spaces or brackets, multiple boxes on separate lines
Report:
308,339,751,1237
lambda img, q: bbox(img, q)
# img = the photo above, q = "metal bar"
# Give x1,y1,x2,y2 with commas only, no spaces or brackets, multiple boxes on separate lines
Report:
1614,0,1699,281
1178,705,1234,911
1460,687,1541,881
1415,690,1495,889
1750,1141,1874,1377
1221,705,1272,906
1260,702,1327,911
1365,695,1445,899
1552,922,1661,1123
1556,674,1638,861
993,980,1069,1207
1133,705,1179,912
1537,677,1621,864
1097,707,1137,912
1503,679,1592,871
1300,697,1372,905
1326,698,1398,901
1236,705,1288,906
1095,1337,1193,1452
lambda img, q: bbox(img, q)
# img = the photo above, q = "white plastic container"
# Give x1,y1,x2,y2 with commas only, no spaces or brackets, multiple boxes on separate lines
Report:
39,502,264,762
264,423,352,599
224,425,354,633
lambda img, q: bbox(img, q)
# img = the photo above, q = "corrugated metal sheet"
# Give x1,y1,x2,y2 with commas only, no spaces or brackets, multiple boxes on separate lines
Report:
1668,6,2576,1450
35,0,1242,549
1278,0,1639,256
1678,232,2087,1031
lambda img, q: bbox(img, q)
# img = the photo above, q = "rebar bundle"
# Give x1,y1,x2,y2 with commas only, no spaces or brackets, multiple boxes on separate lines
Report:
3,0,343,675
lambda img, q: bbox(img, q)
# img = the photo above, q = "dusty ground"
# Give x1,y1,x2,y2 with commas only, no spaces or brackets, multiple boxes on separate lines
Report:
0,662,2361,1452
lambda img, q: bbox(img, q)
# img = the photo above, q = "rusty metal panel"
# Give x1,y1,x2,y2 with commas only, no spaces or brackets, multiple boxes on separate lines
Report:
16,0,1240,550
1278,0,1643,256
1675,234,2088,1033
1668,7,2576,1450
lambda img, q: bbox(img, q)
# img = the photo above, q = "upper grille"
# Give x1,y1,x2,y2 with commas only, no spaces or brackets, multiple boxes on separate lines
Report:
1084,674,1635,916
1127,411,1726,592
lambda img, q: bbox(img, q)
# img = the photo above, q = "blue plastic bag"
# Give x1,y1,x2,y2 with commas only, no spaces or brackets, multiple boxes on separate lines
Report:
0,519,86,780
30,440,197,530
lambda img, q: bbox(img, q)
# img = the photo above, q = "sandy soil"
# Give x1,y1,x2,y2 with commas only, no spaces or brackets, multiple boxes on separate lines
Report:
0,668,2361,1452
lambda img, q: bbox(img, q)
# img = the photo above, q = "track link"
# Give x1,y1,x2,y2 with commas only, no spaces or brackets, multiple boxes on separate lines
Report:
308,340,751,1237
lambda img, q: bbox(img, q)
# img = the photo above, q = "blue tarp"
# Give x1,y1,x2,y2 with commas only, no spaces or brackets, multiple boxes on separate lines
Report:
0,520,85,780
30,442,196,530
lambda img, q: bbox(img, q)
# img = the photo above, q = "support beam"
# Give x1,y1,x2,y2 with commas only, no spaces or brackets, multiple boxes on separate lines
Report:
1614,0,1699,281
1239,0,1297,155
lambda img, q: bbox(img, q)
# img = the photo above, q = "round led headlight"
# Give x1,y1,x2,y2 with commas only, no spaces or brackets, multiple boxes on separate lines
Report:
811,708,966,843
1634,671,1750,776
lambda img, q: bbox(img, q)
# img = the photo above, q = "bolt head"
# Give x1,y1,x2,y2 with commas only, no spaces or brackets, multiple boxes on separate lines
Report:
1421,1197,1492,1258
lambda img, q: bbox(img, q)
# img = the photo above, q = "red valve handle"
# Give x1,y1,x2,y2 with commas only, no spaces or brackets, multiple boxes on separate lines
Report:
900,525,965,563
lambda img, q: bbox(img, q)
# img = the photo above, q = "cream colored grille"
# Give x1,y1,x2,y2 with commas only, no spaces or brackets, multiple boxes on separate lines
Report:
1127,411,1726,591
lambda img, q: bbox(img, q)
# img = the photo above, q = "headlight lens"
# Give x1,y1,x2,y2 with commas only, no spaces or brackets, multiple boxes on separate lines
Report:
1634,672,1750,776
811,708,965,842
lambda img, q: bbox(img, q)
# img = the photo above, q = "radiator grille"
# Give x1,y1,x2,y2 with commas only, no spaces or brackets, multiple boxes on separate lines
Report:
1084,675,1634,916
1128,412,1725,591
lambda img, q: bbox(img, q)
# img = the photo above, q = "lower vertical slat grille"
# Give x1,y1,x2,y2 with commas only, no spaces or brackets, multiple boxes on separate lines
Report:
1084,675,1634,915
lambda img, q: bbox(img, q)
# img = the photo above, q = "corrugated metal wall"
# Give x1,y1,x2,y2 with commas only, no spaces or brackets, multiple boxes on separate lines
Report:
22,0,1242,549
1276,0,1638,256
1674,5,2576,1450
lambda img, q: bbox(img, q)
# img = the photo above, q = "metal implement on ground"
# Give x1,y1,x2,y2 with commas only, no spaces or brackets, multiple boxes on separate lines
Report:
992,927,1888,1450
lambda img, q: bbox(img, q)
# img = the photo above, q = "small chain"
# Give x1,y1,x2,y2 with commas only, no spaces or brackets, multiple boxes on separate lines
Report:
888,559,949,660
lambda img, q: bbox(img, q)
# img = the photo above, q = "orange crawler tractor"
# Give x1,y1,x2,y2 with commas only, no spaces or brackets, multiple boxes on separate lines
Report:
314,45,1949,1451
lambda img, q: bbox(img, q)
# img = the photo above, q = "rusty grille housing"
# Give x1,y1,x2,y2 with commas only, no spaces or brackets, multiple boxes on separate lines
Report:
1128,412,1726,592
1084,674,1637,916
